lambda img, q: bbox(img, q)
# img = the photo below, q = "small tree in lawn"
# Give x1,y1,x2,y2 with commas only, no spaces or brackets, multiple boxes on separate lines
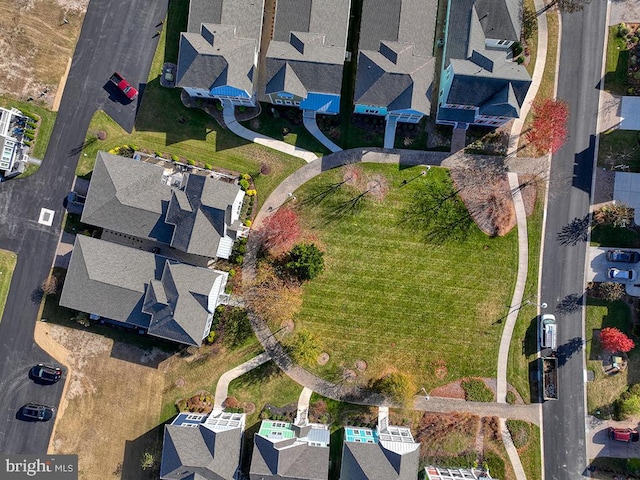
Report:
259,207,301,254
600,327,635,353
372,371,416,408
526,99,569,155
286,243,325,281
599,282,626,302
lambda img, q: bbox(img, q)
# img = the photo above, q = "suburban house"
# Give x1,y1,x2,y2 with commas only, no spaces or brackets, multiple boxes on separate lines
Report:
160,410,246,480
260,0,351,116
81,152,246,261
436,0,531,128
0,106,29,178
176,0,265,106
425,466,496,479
339,409,419,480
353,0,437,124
249,418,330,480
59,235,229,346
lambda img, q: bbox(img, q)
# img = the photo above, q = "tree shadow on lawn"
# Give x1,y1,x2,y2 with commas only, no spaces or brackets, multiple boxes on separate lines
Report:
120,422,166,480
134,79,250,151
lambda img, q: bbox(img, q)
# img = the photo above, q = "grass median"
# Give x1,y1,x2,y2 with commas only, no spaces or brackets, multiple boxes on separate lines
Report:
0,249,17,323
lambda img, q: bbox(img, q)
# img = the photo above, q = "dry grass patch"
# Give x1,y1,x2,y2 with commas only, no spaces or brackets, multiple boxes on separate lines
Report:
0,0,86,105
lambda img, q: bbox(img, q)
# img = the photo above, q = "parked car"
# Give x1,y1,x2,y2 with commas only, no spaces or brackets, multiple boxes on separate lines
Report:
21,404,55,421
607,268,636,281
608,427,639,442
606,250,640,263
109,72,138,100
540,314,557,350
29,364,62,384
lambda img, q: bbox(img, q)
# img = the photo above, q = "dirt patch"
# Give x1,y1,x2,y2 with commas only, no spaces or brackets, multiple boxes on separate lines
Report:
430,381,466,399
35,322,167,480
317,352,329,365
355,359,367,371
0,0,88,106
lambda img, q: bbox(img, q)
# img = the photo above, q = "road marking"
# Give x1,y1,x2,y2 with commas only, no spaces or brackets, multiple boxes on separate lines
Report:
38,208,54,226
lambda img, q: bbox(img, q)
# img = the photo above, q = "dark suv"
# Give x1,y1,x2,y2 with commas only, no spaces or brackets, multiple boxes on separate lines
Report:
606,250,640,263
21,404,55,421
608,427,640,442
30,364,62,384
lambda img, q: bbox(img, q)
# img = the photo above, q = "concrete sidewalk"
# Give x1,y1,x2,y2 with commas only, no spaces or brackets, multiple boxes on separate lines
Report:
302,111,342,153
507,0,550,155
413,396,540,424
501,418,528,480
496,173,530,404
222,101,318,163
213,352,271,412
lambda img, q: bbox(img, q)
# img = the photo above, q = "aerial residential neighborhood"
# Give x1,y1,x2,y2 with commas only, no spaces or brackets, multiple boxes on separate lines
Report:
0,0,639,479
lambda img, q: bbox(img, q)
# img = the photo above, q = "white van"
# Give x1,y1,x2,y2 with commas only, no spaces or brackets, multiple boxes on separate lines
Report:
540,314,557,351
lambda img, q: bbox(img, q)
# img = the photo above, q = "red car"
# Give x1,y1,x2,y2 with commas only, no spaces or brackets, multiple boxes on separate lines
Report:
608,427,639,442
109,72,138,100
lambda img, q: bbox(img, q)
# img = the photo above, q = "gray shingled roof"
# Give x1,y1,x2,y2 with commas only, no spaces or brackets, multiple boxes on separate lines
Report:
81,152,174,243
354,0,436,114
143,261,223,346
59,236,158,328
339,441,420,480
187,0,263,40
261,0,350,102
60,236,223,346
165,173,242,258
160,424,242,480
475,0,521,42
176,24,257,94
250,434,329,480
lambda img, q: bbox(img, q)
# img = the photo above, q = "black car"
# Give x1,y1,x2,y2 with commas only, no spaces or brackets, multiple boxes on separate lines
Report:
21,404,55,421
606,249,640,263
30,364,62,384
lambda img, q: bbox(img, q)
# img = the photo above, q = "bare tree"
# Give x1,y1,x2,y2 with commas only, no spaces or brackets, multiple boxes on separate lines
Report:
41,276,58,296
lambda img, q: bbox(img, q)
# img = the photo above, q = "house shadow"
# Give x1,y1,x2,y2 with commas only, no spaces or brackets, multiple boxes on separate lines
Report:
240,421,261,476
120,422,167,480
109,339,175,368
572,134,596,194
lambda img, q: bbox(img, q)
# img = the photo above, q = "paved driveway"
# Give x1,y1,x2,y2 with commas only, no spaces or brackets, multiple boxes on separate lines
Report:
588,416,640,459
587,246,640,295
0,0,167,454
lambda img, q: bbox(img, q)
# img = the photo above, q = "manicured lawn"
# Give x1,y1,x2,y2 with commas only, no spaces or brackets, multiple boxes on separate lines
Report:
604,26,630,96
0,95,57,160
517,423,542,480
507,185,544,403
0,249,17,324
240,108,330,157
585,298,640,417
523,0,538,78
517,8,559,156
292,164,518,388
227,361,302,427
591,224,640,248
597,129,640,172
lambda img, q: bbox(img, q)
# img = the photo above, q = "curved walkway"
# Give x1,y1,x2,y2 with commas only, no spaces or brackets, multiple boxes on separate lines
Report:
222,100,318,163
496,173,530,404
507,0,550,155
302,111,342,153
213,352,271,412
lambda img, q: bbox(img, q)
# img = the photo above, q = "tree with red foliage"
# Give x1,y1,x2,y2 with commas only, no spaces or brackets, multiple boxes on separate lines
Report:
600,327,635,353
526,99,569,155
259,207,301,254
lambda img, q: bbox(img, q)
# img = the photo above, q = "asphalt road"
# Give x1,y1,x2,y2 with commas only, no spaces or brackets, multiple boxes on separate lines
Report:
540,1,607,478
0,0,167,454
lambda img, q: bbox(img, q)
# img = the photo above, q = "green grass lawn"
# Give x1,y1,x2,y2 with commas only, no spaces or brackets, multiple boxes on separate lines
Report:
597,129,640,172
517,423,542,480
0,95,57,161
585,298,640,416
240,108,330,157
604,26,630,95
292,164,518,388
591,224,640,248
227,361,302,427
0,249,17,324
507,185,544,403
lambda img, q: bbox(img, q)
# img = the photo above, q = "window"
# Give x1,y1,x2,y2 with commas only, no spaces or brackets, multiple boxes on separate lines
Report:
284,100,292,105
497,40,510,45
186,414,203,420
275,99,283,105
294,101,300,106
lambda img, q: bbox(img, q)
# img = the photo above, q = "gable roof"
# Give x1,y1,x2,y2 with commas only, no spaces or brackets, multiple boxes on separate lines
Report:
249,420,330,480
59,236,225,345
354,0,436,114
81,152,174,243
179,0,264,94
160,411,245,480
260,0,350,101
165,173,243,258
82,153,243,259
176,24,257,94
339,425,420,480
